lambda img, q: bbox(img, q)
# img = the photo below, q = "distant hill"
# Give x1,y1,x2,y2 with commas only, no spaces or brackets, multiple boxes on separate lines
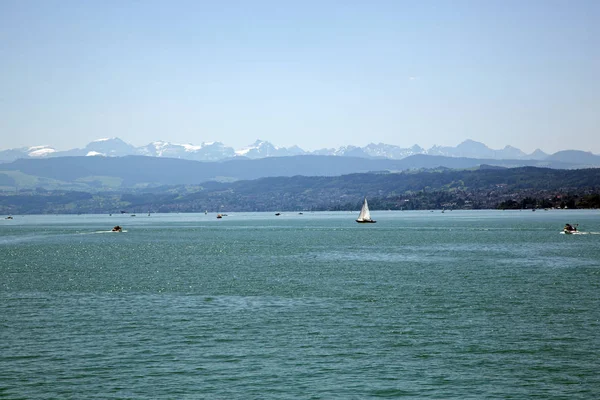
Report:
0,154,584,192
2,166,600,214
546,150,600,166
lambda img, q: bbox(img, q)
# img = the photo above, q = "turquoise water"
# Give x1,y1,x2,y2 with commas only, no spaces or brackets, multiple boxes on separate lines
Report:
1,210,600,399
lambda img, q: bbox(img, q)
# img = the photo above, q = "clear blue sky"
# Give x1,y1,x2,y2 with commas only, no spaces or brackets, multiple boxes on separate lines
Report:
1,0,598,153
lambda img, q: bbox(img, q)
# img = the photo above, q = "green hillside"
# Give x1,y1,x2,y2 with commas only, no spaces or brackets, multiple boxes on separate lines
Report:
1,167,599,214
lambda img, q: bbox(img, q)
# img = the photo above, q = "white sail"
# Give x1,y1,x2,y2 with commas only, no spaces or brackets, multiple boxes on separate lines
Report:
357,198,371,221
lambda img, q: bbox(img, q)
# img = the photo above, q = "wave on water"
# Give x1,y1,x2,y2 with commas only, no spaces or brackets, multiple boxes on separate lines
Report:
0,235,48,245
0,230,129,243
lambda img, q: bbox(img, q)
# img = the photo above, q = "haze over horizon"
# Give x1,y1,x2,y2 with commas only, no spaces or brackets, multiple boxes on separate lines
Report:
1,0,599,154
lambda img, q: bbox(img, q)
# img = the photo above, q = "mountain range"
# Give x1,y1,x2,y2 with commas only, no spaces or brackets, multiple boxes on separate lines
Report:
2,137,599,193
0,137,577,163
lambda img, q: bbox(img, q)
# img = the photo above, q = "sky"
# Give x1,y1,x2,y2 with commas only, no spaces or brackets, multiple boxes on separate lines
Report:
1,0,599,154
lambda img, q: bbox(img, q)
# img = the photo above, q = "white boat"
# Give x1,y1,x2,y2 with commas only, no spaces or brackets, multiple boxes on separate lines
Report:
356,198,376,223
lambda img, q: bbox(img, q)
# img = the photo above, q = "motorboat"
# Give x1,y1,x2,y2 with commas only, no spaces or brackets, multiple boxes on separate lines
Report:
563,223,579,234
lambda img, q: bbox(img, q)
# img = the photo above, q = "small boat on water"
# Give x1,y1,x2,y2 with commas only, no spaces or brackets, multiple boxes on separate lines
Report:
6,216,13,220
563,223,579,234
275,213,281,216
216,214,223,219
112,225,123,232
356,198,376,223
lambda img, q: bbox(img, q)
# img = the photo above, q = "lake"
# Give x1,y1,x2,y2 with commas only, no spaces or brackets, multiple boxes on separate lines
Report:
1,210,599,398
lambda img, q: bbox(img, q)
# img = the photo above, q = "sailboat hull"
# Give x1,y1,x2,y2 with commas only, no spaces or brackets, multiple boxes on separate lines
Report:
356,219,376,223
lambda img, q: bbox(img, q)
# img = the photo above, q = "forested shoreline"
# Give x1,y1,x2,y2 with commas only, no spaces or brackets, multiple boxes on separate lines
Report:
2,167,600,214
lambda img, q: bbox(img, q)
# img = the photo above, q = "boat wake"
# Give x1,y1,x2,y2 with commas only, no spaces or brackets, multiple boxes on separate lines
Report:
560,231,600,235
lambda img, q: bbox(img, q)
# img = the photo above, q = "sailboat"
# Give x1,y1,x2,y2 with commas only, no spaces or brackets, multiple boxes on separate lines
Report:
356,198,376,223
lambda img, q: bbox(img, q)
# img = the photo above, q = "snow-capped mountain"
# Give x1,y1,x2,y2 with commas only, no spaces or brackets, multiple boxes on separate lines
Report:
311,143,426,158
83,137,138,157
28,145,57,157
235,140,307,159
31,138,140,158
0,145,57,163
333,145,372,158
363,143,426,159
138,141,236,161
311,148,337,156
0,137,584,164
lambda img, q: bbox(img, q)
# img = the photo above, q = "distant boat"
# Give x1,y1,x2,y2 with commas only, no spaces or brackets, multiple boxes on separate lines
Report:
217,214,222,219
356,198,376,223
275,213,281,216
6,216,13,220
563,223,579,234
111,225,122,232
